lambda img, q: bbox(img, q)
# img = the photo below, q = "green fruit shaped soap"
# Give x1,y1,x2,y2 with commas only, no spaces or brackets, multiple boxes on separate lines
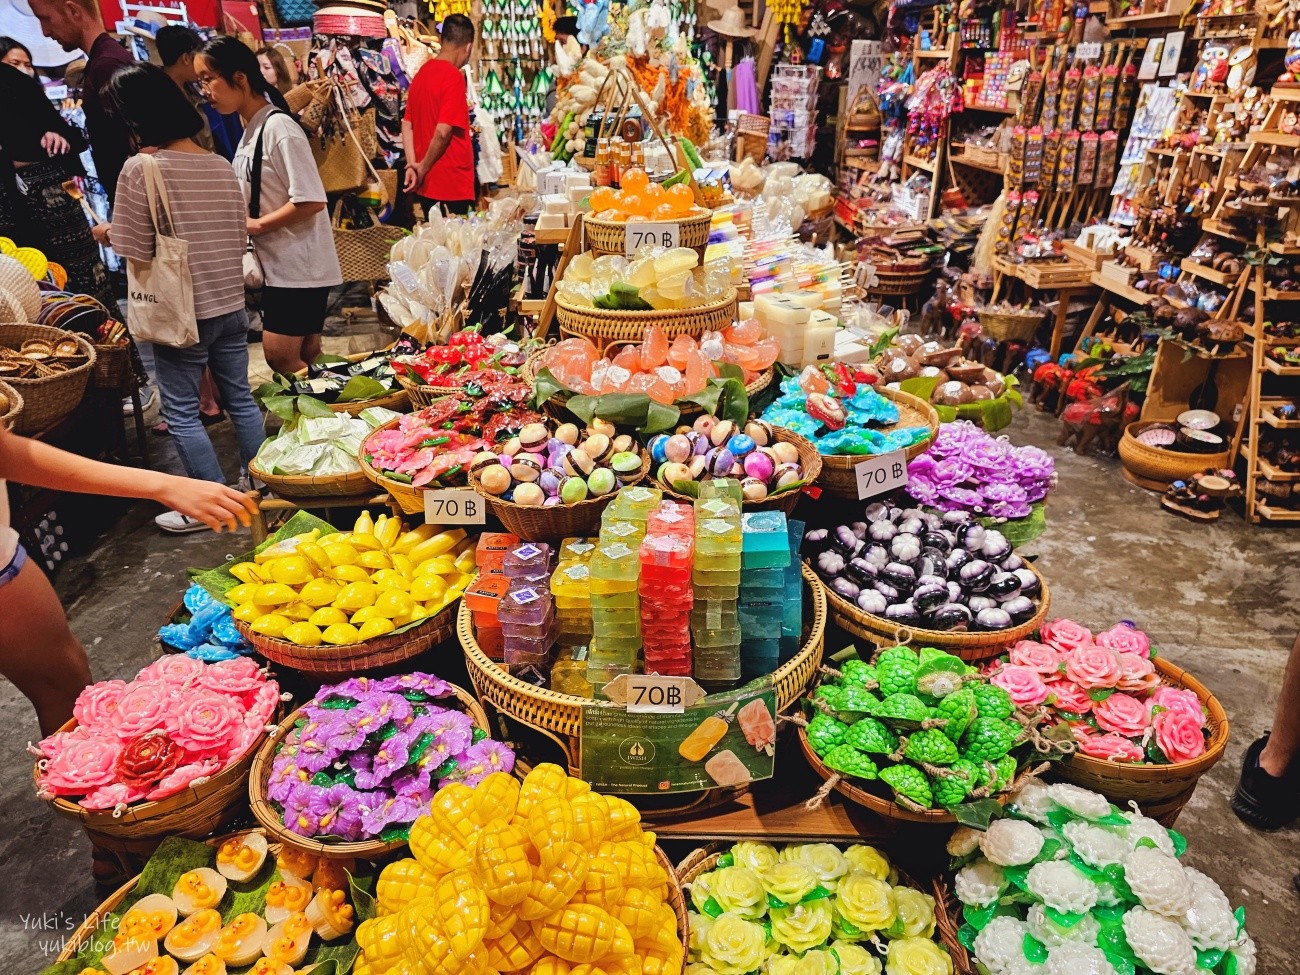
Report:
806,713,849,756
876,646,920,696
844,717,898,755
991,753,1020,792
880,763,934,807
962,717,1021,764
971,683,1014,720
839,685,882,716
840,659,879,687
914,649,973,700
823,744,879,780
869,693,930,725
935,689,979,743
903,728,960,766
932,759,980,807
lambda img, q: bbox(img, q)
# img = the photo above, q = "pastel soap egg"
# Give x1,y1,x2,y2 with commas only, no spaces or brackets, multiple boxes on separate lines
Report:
664,434,693,463
743,451,776,482
560,477,590,504
727,433,756,457
588,468,617,495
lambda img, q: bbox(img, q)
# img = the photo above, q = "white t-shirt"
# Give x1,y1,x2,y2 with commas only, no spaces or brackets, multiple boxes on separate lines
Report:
0,480,16,567
233,103,342,290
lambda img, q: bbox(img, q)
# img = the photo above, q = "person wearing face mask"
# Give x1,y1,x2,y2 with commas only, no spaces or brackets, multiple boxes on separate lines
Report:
0,34,111,304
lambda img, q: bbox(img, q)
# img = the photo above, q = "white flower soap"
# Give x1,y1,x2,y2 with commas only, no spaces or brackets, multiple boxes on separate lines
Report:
1124,846,1193,917
979,818,1045,866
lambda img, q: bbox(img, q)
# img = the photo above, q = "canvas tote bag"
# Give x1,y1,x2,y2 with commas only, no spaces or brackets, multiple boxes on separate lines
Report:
126,154,198,348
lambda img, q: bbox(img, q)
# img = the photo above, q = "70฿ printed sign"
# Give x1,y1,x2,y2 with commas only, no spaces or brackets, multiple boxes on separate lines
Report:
624,221,680,255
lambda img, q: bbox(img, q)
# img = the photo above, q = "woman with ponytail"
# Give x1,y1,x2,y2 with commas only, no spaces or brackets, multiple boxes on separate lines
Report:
196,37,341,375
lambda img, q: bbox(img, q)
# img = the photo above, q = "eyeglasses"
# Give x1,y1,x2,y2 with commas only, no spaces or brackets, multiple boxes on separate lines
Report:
196,76,220,91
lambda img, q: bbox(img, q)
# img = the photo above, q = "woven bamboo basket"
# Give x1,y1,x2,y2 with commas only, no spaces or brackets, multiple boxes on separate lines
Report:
584,210,714,260
817,387,939,499
468,452,651,543
656,427,823,516
978,308,1045,343
246,458,373,501
234,599,458,677
676,848,974,974
866,265,932,297
249,685,489,859
556,289,737,354
91,343,133,390
0,323,95,434
1118,421,1234,488
0,379,22,430
394,370,465,410
819,558,1051,663
458,565,826,774
293,347,409,416
1051,656,1229,823
34,715,268,880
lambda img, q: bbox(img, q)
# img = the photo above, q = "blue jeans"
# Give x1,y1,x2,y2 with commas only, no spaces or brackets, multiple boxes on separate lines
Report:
153,308,265,483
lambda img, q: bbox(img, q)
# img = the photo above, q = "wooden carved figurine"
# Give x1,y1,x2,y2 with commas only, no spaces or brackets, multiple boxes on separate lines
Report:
1058,383,1135,455
918,280,953,337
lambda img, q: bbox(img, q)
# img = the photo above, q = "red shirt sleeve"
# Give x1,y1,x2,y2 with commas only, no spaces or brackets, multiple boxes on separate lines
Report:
435,67,469,132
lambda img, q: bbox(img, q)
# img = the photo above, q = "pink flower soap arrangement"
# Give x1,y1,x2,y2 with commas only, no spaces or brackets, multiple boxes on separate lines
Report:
34,655,280,810
266,673,515,844
984,619,1210,765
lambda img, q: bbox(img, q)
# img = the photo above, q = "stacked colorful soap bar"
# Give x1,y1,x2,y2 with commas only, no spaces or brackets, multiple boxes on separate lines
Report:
587,485,662,687
738,511,791,680
551,537,596,647
464,533,519,660
780,519,805,661
691,481,743,689
498,542,558,674
639,500,695,676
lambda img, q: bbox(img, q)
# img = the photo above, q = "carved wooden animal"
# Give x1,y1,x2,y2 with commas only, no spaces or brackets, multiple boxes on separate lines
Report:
1058,384,1134,455
918,280,953,338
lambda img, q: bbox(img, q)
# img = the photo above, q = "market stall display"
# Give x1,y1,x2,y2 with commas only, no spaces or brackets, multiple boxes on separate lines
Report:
248,402,403,501
0,323,96,435
798,644,1068,822
392,330,535,407
357,763,687,974
952,781,1255,975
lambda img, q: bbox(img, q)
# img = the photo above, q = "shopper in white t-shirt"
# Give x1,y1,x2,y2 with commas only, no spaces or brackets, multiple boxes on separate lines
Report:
0,423,254,736
196,37,342,376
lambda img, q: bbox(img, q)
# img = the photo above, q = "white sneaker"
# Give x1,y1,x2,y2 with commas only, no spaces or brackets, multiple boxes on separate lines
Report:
123,386,158,417
155,510,210,534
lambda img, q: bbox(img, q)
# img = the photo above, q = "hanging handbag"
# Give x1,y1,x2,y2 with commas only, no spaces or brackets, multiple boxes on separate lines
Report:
312,85,376,194
126,155,198,348
243,111,282,290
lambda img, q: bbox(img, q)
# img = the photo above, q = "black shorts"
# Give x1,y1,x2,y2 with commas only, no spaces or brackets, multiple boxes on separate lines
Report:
261,285,332,337
416,195,473,216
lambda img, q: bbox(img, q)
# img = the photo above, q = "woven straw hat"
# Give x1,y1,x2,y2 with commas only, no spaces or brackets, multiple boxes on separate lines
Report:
0,256,40,321
0,288,27,324
707,4,757,37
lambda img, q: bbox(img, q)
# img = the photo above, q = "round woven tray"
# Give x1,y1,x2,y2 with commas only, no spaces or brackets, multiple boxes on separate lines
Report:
556,289,737,354
676,848,975,975
978,309,1044,343
358,417,458,516
817,387,939,499
35,714,268,847
584,210,714,258
458,565,826,772
395,370,466,410
234,599,458,677
818,558,1051,663
247,457,373,501
0,378,22,430
866,265,932,297
655,427,823,517
249,685,489,860
1051,656,1229,813
0,322,96,434
1118,421,1234,488
468,452,651,543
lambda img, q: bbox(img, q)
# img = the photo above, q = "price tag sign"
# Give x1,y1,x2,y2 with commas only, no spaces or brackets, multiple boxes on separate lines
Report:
854,449,908,501
625,221,680,255
1076,41,1102,60
603,674,708,713
423,488,487,525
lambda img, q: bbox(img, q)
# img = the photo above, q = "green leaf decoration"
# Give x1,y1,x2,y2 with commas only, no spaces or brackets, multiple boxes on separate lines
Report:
899,375,942,402
1093,903,1128,923
869,327,900,358
1035,838,1064,863
1045,809,1074,829
337,375,389,403
670,478,701,498
805,885,833,902
297,394,336,418
262,392,300,424
978,502,1048,547
1098,810,1131,826
768,893,786,909
529,366,571,409
958,923,979,951
963,902,1000,930
315,353,349,365
565,392,682,434
1002,864,1031,891
1106,951,1138,975
1102,863,1135,902
953,796,1003,830
1023,934,1049,964
1068,854,1107,881
1223,953,1239,975
1197,949,1225,970
1235,905,1246,934
702,896,724,917
1044,907,1086,927
1169,828,1188,857
1088,687,1115,702
682,376,750,426
1136,837,1157,850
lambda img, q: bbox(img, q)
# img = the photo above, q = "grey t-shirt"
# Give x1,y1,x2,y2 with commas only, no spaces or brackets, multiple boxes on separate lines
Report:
234,103,342,290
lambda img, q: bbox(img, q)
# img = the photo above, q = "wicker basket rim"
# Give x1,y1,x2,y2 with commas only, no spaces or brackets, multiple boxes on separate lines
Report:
248,685,486,857
246,457,371,485
0,378,22,425
234,597,458,663
654,426,824,501
0,322,98,379
458,563,827,719
818,557,1051,647
555,287,737,318
583,210,714,230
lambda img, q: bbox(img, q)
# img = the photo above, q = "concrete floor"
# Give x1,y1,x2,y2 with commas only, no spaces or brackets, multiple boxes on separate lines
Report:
2,397,1297,973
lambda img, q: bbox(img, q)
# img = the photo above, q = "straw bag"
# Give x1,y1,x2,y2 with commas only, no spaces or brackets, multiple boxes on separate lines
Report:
333,201,406,282
312,89,377,194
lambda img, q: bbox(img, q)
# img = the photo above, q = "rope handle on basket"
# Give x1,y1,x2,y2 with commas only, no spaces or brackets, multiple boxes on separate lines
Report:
805,773,840,810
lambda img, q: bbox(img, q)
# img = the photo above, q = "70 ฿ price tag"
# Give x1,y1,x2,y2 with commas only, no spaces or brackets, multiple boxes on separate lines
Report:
624,221,680,255
423,488,487,525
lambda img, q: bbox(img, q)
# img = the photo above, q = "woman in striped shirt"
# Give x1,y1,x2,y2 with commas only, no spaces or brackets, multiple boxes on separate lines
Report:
99,63,266,534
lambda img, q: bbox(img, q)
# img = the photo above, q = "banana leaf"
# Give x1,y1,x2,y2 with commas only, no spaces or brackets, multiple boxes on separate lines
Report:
533,366,750,435
978,501,1048,547
898,375,1023,433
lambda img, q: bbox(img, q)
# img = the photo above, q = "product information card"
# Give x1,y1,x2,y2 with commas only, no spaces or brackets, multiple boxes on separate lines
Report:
579,684,778,794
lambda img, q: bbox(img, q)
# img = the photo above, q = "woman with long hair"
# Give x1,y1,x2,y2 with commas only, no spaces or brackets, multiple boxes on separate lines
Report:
0,34,112,305
98,62,267,533
256,45,296,95
197,36,341,375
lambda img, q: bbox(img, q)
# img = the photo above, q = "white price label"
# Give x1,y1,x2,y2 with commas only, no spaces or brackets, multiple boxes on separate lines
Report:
423,488,487,525
602,674,708,713
625,221,681,255
854,449,908,501
1076,41,1102,61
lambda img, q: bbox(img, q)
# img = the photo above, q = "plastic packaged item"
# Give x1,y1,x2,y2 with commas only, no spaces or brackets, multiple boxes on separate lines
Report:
503,543,556,582
678,701,739,761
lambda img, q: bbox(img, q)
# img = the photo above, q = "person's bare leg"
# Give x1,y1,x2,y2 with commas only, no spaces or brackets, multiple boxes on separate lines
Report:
199,367,222,417
261,332,308,376
301,333,322,367
1260,630,1300,776
0,556,92,737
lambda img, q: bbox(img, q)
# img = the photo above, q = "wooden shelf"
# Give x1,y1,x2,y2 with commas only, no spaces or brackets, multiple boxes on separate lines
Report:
1203,219,1251,243
1263,356,1300,375
1244,323,1295,347
1261,401,1300,428
534,227,571,244
1105,11,1185,28
1254,284,1300,301
1256,500,1300,521
515,298,545,315
1269,241,1300,254
915,48,952,58
903,154,937,173
950,150,1006,174
1248,130,1300,147
963,102,1018,115
1089,271,1155,305
1272,85,1300,102
1179,259,1239,286
1257,458,1300,482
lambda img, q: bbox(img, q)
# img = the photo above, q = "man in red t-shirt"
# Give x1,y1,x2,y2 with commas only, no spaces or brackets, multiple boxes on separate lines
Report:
402,14,476,216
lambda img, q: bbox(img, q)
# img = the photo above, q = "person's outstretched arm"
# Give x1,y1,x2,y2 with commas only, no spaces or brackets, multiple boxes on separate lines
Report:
0,425,256,532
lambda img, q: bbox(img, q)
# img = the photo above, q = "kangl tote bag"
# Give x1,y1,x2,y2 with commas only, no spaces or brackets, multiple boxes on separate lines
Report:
126,154,198,348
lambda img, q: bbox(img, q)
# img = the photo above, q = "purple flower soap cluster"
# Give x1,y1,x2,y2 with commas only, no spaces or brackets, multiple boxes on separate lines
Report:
267,672,514,843
906,421,1055,519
